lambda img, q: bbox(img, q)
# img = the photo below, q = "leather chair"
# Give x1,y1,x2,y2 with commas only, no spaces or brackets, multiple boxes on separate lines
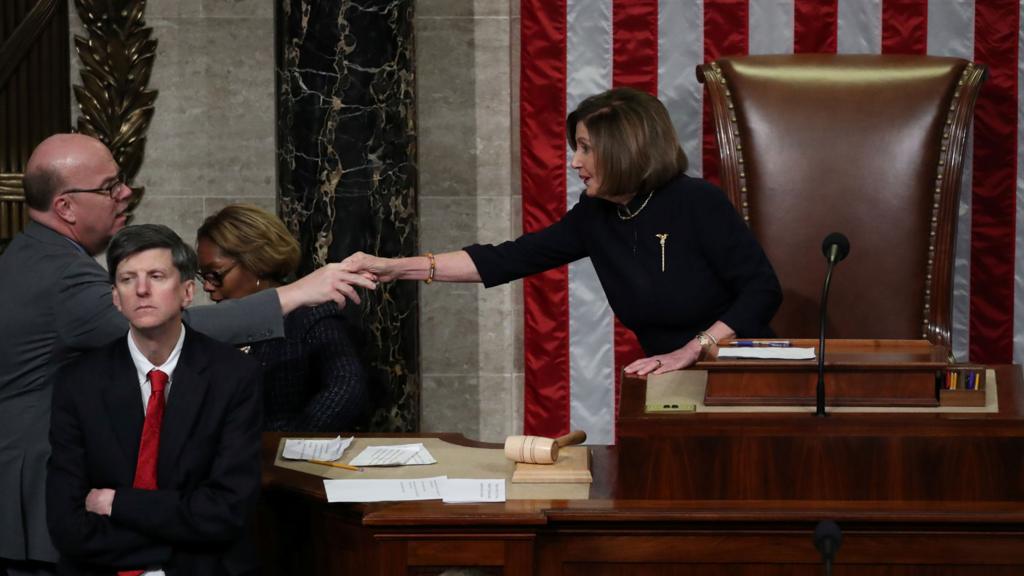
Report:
697,55,985,346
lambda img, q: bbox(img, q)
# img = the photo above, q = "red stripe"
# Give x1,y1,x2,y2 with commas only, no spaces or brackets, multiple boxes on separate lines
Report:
881,0,928,55
520,0,570,437
969,2,1018,363
793,0,837,54
702,0,749,186
611,0,657,433
612,0,658,93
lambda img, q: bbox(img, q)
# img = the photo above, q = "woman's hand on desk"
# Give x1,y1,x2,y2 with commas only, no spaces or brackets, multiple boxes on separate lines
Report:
624,339,710,376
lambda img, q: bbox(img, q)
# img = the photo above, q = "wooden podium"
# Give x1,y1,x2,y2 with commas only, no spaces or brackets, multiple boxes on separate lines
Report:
259,360,1024,575
671,339,945,408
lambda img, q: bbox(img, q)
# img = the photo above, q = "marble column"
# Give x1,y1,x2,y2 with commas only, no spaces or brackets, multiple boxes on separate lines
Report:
276,0,418,431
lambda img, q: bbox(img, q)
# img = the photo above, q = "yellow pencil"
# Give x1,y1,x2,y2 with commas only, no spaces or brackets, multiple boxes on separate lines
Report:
310,459,361,472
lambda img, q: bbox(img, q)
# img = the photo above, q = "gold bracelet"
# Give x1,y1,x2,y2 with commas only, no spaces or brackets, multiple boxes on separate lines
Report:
695,331,715,361
424,252,436,284
699,330,718,347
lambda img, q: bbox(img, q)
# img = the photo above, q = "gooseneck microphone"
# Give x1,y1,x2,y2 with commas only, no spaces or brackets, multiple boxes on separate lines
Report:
816,233,850,417
814,520,843,576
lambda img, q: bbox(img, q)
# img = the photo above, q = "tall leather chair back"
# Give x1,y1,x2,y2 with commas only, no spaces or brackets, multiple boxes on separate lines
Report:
698,55,985,346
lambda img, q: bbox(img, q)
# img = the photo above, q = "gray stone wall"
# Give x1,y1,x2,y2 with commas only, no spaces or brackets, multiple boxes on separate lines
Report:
71,0,276,307
416,0,522,442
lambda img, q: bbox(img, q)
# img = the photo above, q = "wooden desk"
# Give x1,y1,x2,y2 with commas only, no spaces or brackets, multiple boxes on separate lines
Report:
259,365,1024,575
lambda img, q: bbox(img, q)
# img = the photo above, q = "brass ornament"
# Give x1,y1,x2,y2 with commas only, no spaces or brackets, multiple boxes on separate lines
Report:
72,0,158,214
1,174,28,249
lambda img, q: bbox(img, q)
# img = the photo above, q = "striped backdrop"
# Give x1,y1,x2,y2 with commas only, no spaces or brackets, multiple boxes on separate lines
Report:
519,0,1022,444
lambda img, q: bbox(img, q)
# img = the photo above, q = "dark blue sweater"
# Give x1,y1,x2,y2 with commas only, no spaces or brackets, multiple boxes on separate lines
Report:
247,303,368,431
465,173,782,355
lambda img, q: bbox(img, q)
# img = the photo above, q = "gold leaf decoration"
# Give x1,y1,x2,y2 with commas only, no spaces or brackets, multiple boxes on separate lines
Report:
72,0,158,213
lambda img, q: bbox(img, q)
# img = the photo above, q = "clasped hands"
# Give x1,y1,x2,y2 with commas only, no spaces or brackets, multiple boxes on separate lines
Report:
338,251,404,282
276,253,386,313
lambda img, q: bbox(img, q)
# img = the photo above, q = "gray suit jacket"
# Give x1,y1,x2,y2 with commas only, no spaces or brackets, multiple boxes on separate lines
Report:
0,221,283,563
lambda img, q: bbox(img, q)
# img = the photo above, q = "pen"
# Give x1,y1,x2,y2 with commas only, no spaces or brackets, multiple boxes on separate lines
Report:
729,340,791,347
309,459,361,472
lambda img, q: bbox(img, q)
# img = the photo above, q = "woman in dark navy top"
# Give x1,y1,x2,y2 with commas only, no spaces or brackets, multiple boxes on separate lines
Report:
197,205,369,431
343,87,781,375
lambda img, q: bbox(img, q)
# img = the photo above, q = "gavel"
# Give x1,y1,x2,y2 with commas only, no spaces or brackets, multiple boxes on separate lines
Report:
504,430,587,464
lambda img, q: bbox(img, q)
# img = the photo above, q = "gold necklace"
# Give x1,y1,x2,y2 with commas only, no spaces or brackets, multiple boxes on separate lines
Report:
616,190,654,221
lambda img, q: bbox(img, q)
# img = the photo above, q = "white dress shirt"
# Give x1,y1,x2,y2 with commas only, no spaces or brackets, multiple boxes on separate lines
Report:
123,324,186,576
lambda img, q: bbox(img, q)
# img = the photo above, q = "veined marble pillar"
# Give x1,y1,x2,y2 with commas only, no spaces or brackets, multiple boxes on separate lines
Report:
276,0,418,431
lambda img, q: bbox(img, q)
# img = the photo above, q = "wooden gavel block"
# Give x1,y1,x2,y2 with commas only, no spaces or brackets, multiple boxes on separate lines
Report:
504,430,587,464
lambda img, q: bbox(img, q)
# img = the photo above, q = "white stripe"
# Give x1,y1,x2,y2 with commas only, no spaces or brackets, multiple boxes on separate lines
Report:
1015,1,1024,365
659,0,704,176
566,0,615,445
749,0,794,55
837,0,881,54
929,0,975,360
928,0,975,60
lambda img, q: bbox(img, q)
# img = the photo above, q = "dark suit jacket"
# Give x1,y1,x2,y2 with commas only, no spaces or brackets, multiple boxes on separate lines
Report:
0,221,282,563
46,327,263,576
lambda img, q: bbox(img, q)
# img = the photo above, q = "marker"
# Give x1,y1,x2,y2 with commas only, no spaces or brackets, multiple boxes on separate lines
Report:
729,340,791,347
309,459,361,472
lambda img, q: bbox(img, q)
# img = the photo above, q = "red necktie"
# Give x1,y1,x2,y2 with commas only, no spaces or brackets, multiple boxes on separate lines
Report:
119,369,167,576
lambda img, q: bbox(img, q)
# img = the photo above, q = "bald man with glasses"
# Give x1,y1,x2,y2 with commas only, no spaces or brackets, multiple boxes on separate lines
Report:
0,134,376,575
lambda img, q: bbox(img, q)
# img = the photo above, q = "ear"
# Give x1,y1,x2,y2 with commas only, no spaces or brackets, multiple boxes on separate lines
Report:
53,195,76,224
181,279,195,309
112,284,122,313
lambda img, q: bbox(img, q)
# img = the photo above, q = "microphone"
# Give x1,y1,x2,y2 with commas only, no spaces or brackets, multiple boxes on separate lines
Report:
822,232,850,264
813,520,843,576
816,233,850,416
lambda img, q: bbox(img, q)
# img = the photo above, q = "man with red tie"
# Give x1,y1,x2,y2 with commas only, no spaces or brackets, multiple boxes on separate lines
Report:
46,224,263,575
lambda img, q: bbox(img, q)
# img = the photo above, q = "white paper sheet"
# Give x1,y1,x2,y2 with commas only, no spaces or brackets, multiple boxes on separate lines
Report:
323,476,507,503
323,476,446,503
717,347,816,360
441,479,506,503
349,443,437,466
282,436,354,461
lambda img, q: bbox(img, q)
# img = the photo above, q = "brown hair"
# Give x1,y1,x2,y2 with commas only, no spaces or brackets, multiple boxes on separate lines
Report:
197,204,301,282
567,87,687,201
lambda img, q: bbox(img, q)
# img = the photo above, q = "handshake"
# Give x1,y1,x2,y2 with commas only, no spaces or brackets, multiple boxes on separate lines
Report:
293,250,476,311
278,251,404,313
337,251,407,283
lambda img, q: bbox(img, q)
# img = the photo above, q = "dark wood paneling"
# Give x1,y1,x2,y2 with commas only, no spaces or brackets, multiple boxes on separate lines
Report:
0,0,69,247
0,0,70,172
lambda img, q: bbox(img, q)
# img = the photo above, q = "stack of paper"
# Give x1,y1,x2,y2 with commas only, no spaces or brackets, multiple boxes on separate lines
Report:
281,436,354,461
349,443,436,466
717,347,816,360
323,476,506,503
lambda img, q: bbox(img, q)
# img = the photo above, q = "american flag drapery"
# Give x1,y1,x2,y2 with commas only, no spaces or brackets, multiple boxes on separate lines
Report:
519,0,1021,444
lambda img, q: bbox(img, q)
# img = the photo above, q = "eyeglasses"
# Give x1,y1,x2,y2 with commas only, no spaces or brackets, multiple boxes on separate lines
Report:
62,172,128,199
199,261,238,288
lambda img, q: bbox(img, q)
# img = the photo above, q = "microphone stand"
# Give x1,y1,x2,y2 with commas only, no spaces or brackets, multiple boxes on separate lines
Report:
816,247,839,417
814,520,842,576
